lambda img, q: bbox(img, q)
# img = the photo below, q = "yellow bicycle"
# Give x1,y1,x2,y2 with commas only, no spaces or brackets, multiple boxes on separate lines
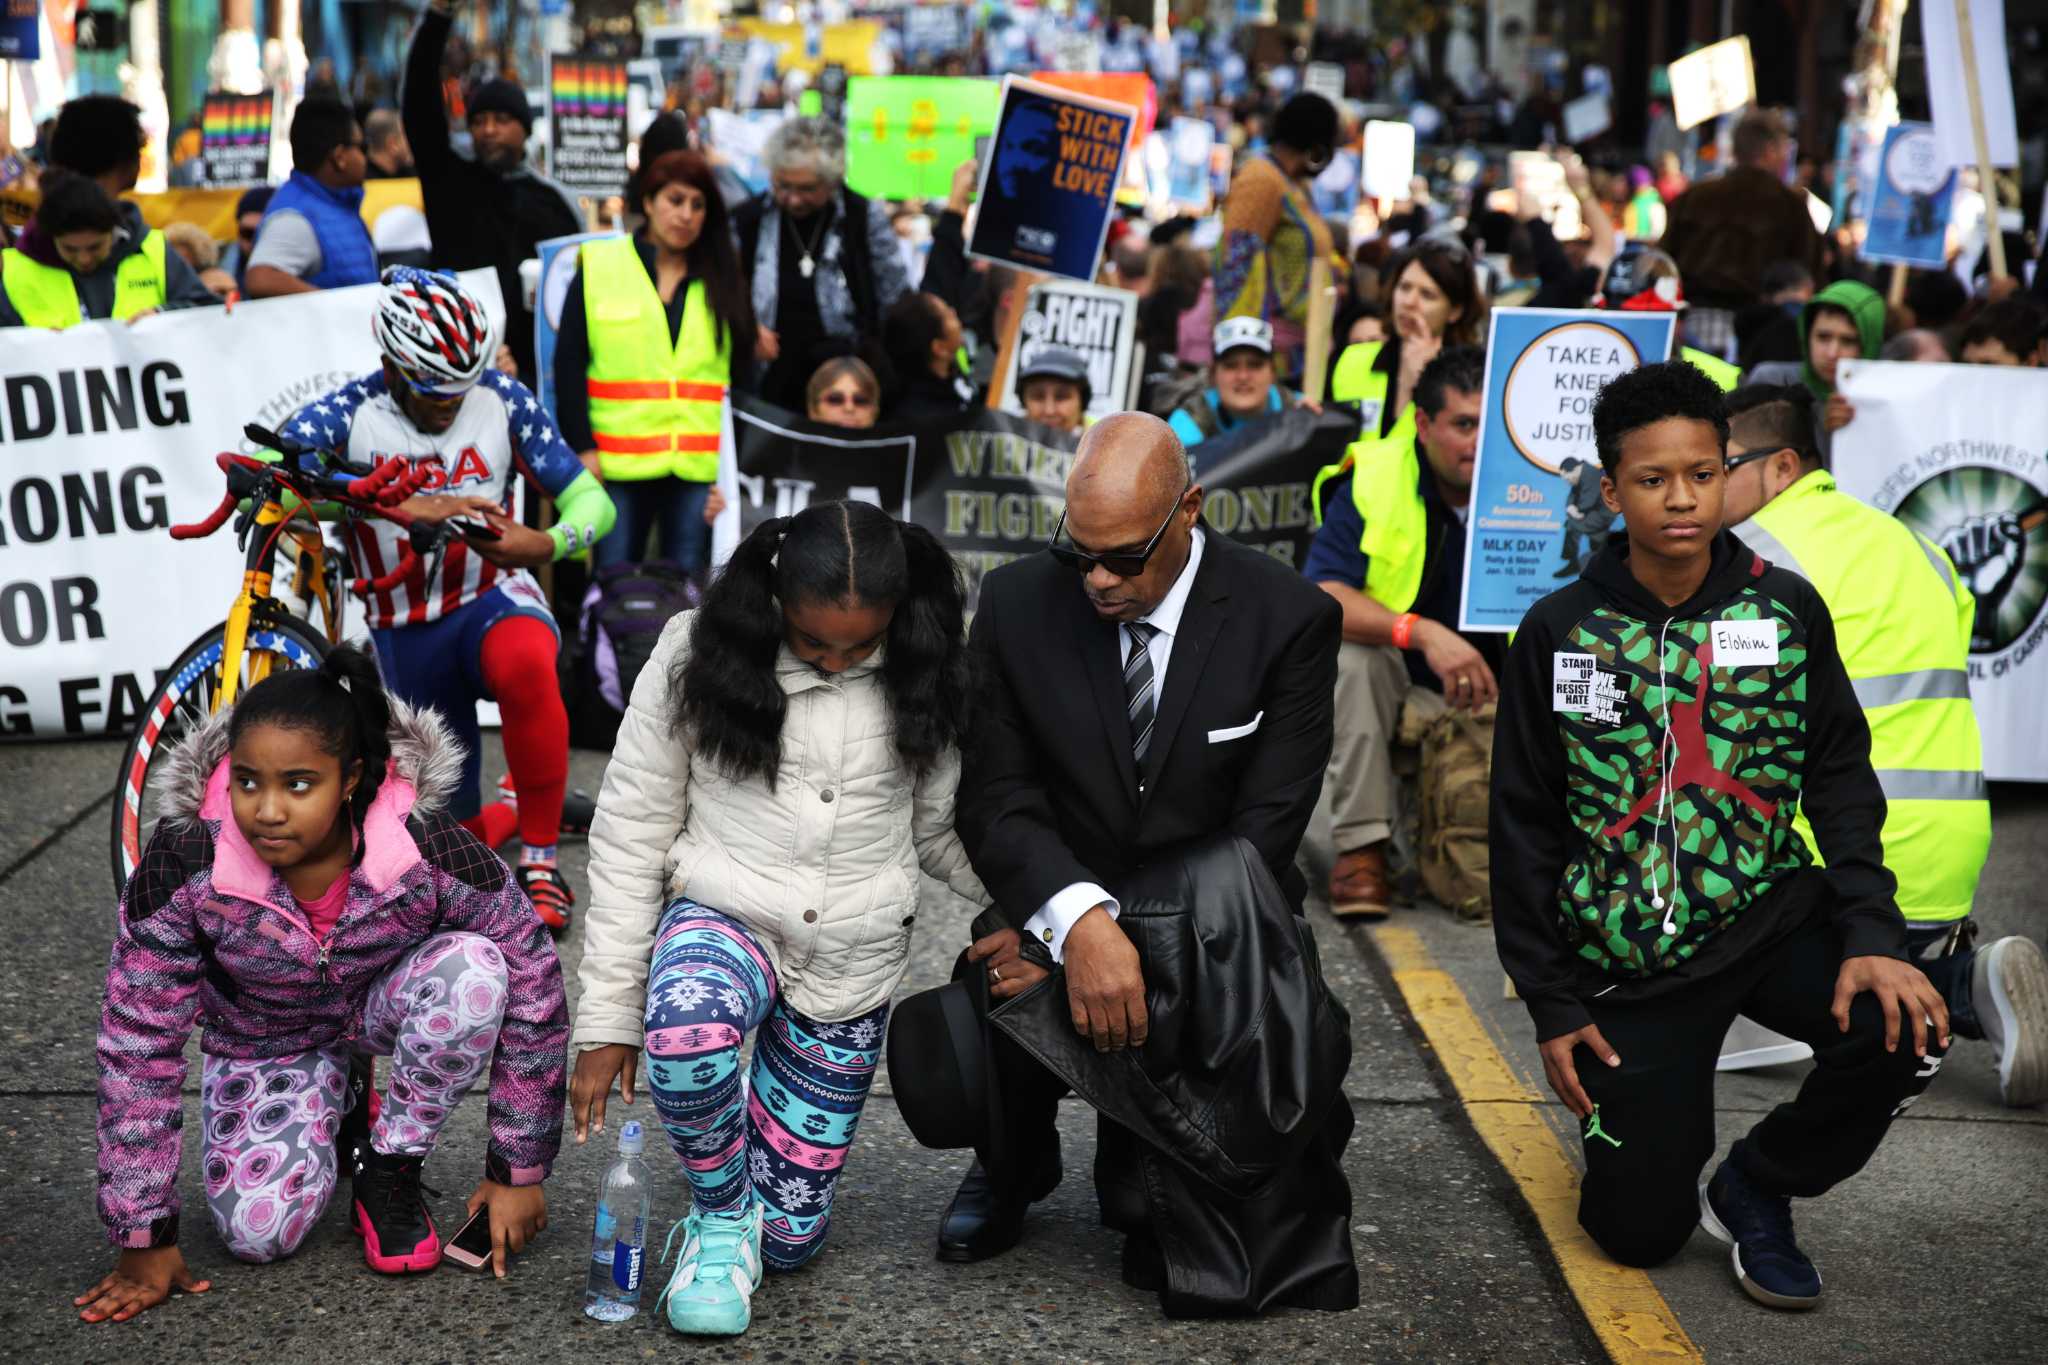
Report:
109,423,494,891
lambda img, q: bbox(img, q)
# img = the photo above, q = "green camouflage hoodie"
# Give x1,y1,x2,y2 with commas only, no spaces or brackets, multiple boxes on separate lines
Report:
1490,532,1906,1042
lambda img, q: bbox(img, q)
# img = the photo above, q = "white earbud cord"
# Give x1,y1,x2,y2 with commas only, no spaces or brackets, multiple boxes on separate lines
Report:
1649,615,1681,935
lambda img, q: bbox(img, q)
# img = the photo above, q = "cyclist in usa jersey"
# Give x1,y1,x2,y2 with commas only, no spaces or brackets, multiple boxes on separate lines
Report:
284,267,615,929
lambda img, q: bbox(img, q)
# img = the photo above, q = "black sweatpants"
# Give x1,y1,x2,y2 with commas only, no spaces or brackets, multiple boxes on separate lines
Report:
1573,916,1945,1268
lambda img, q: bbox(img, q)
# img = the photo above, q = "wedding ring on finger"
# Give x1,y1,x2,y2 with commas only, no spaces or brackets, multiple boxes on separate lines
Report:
991,966,1002,983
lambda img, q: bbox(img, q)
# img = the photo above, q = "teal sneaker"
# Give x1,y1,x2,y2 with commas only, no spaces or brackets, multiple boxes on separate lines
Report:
656,1203,764,1336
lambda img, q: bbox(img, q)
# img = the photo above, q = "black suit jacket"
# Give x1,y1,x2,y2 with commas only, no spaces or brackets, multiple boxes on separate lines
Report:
959,530,1341,926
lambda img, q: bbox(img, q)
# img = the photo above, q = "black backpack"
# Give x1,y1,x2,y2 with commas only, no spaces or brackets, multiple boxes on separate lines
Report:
565,561,700,750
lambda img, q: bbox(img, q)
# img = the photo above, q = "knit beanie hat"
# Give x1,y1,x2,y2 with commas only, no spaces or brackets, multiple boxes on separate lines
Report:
468,79,533,132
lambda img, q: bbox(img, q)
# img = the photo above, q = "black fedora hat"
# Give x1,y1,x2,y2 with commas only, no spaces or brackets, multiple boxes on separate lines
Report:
886,952,1010,1176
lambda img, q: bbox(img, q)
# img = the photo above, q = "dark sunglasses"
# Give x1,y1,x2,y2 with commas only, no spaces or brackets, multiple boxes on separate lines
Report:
817,389,875,408
1047,486,1188,578
1725,446,1805,472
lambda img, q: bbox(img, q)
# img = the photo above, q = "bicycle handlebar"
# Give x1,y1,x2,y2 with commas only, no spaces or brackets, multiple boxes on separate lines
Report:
169,489,240,540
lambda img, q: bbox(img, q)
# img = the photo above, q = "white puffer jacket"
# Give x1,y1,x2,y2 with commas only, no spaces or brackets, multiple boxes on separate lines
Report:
574,612,988,1045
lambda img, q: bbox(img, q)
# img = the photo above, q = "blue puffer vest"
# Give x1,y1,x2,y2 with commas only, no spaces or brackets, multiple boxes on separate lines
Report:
261,170,378,289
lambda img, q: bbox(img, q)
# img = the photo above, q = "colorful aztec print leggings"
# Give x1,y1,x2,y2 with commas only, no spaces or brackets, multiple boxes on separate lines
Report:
643,901,888,1272
199,932,509,1262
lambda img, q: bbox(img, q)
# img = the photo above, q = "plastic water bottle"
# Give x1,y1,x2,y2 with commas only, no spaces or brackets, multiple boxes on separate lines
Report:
583,1120,653,1321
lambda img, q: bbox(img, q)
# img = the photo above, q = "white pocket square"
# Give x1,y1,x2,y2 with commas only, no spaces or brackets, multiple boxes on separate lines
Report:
1207,711,1264,743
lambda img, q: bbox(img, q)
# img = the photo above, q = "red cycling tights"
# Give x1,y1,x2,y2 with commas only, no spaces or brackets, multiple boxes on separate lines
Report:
458,614,567,852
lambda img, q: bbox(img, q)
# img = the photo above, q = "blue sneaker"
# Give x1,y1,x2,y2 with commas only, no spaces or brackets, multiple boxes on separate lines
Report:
656,1202,764,1335
1697,1161,1822,1310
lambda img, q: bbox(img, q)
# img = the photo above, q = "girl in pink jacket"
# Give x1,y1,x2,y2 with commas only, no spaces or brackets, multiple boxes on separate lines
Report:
80,645,567,1323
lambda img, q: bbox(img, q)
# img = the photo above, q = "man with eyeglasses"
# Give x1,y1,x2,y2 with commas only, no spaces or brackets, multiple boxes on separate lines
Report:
245,97,380,297
938,412,1356,1314
733,117,910,412
1716,385,2043,1106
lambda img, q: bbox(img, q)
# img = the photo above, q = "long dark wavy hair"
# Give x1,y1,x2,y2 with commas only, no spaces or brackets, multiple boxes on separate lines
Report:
638,149,757,362
674,500,970,787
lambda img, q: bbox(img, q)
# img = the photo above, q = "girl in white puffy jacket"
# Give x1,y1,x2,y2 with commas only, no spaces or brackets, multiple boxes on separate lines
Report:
570,499,987,1338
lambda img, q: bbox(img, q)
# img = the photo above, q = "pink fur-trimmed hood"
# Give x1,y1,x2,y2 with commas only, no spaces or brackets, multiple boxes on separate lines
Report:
154,693,469,898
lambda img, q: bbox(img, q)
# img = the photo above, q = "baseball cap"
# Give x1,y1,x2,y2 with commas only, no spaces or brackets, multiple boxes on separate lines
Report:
1212,316,1274,357
1019,345,1092,391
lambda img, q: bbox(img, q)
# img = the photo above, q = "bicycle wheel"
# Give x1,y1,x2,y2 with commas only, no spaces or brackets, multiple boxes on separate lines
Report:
109,616,330,895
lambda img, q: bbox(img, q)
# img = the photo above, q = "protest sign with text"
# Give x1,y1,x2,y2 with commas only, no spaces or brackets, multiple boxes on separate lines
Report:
1860,122,1956,269
547,54,629,196
969,76,1136,283
1460,308,1676,632
710,397,1351,608
1834,359,2048,781
993,279,1140,426
200,91,274,187
1,273,504,741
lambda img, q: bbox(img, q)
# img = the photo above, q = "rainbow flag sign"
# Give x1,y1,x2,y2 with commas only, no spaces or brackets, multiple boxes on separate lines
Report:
547,54,629,197
200,91,274,187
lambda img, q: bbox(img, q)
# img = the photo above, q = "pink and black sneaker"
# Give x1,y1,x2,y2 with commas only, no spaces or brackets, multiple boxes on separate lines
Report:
336,1055,380,1181
353,1147,441,1274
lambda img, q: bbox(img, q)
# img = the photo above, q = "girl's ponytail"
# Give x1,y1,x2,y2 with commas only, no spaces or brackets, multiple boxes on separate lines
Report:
675,516,792,784
227,640,395,820
883,520,971,776
320,644,392,817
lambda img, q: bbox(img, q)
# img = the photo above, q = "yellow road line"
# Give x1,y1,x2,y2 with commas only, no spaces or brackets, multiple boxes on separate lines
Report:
1371,925,1702,1364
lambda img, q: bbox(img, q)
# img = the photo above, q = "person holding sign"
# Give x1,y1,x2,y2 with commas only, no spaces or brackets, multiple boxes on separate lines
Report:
1718,385,2042,1106
1330,239,1488,440
1305,347,1501,921
1213,93,1340,372
406,2,584,382
1490,361,1947,1311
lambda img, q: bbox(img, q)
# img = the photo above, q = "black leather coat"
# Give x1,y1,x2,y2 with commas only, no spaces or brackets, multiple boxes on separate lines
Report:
988,835,1359,1317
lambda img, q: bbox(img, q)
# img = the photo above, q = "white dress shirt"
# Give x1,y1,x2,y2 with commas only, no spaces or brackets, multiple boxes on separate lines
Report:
1025,528,1207,962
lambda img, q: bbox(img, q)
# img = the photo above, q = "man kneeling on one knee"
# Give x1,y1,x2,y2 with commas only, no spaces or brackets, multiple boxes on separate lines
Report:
1305,345,1503,919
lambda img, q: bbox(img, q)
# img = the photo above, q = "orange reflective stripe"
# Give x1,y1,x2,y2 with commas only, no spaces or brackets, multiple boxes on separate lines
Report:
586,380,673,400
586,379,729,402
591,432,672,454
591,431,723,454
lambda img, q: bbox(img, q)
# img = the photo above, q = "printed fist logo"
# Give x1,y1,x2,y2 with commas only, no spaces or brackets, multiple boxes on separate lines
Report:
1895,468,2048,653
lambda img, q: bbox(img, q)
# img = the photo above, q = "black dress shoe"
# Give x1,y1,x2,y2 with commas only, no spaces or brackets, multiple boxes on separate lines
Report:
936,1156,1061,1263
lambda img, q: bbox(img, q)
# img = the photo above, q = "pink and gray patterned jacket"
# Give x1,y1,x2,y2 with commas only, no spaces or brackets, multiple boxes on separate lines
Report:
96,698,568,1248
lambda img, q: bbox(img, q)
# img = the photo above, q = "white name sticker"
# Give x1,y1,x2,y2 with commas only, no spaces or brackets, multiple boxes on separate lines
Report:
1711,619,1780,666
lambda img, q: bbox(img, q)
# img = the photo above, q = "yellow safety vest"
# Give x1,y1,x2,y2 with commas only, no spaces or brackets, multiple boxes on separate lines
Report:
2,231,168,328
1739,470,1989,923
1330,339,1398,431
581,235,730,483
1680,345,1741,392
1309,428,1430,613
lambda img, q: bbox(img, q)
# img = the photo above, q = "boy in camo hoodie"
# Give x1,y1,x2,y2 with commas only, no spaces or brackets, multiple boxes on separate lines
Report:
1490,361,1949,1311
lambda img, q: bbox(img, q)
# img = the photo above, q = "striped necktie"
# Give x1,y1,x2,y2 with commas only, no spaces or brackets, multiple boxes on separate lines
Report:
1124,621,1160,764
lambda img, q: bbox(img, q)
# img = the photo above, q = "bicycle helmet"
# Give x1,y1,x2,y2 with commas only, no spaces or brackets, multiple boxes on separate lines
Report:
373,266,493,397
